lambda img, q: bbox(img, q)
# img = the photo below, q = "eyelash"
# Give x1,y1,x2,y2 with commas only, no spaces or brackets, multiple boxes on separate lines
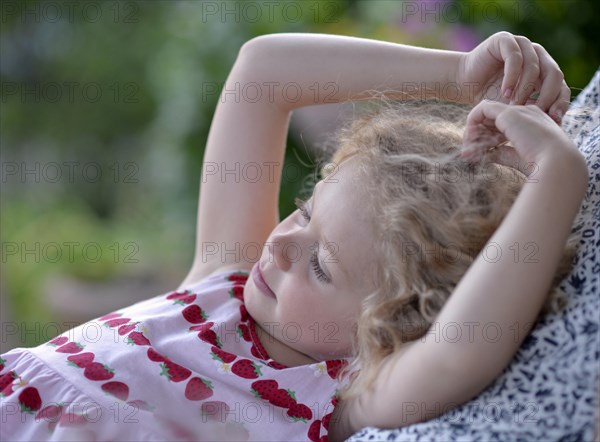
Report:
294,198,330,283
294,198,311,222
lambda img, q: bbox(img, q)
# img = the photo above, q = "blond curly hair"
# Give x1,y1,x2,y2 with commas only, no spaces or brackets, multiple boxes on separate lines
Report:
312,100,579,401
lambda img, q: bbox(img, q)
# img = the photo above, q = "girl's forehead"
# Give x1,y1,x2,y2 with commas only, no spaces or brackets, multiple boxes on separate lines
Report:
318,157,364,191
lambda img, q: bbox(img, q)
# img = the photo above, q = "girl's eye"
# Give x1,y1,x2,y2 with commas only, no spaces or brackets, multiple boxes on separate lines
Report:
294,197,311,222
294,197,330,284
311,248,330,283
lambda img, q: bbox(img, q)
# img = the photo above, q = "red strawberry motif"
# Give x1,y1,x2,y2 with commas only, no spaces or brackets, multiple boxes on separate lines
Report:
193,323,221,347
126,331,151,346
58,412,88,427
184,377,213,401
102,381,129,401
201,401,230,422
229,286,244,301
149,347,194,383
325,360,348,379
231,359,262,379
67,352,95,368
267,360,287,370
178,293,197,305
198,329,221,347
270,389,297,408
250,379,277,397
127,399,154,412
287,403,313,422
308,419,322,442
250,345,263,359
167,291,197,306
251,380,296,408
166,290,189,300
189,321,214,332
239,305,249,322
36,403,64,432
210,346,236,364
147,348,166,362
118,322,138,336
182,304,208,324
322,412,332,430
56,342,85,354
0,371,18,397
226,272,249,283
18,386,42,414
47,336,68,347
237,324,251,342
331,395,339,407
103,317,131,328
160,360,192,383
84,362,115,381
98,312,122,321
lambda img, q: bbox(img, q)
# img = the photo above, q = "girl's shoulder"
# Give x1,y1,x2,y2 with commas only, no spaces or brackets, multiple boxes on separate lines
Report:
177,263,253,292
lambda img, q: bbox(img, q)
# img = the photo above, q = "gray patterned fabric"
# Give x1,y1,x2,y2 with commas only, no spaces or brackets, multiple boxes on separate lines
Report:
348,68,600,442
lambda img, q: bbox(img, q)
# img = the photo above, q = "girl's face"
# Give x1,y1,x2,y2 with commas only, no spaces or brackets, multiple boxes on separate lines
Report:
244,157,378,364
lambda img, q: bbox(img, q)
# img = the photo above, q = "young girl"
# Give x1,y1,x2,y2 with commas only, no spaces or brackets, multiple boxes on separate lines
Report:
0,32,588,441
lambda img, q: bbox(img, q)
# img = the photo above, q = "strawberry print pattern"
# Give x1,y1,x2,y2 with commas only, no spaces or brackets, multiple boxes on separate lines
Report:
46,336,68,347
182,304,208,324
102,381,129,401
0,371,20,398
231,359,263,379
55,342,85,354
36,403,64,433
103,317,131,328
18,386,42,414
146,348,192,382
191,322,222,347
184,377,213,401
0,268,345,441
66,352,94,368
167,290,197,306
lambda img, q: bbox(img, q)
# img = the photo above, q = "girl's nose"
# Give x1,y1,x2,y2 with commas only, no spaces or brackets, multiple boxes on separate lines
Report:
269,228,304,272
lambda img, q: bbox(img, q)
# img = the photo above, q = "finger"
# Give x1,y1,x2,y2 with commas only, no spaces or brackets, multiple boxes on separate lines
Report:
511,36,540,105
463,101,509,150
483,144,530,176
549,80,571,125
531,43,563,112
465,100,508,131
494,33,523,99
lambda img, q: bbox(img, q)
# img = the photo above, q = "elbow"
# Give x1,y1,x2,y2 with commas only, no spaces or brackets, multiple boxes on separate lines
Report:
238,33,290,61
238,33,310,65
239,34,275,57
234,34,282,79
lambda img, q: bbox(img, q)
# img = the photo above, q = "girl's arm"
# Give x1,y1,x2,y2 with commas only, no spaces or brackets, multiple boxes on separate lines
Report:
237,33,463,110
181,32,566,286
329,103,589,441
181,34,464,285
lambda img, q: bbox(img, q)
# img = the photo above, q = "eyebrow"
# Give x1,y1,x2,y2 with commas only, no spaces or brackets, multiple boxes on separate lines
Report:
312,183,350,283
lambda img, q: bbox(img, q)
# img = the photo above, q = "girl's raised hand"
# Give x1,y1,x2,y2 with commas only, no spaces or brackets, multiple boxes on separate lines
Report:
457,32,570,124
462,100,582,174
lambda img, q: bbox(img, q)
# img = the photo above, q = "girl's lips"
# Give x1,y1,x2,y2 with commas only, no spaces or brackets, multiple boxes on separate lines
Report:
251,263,276,299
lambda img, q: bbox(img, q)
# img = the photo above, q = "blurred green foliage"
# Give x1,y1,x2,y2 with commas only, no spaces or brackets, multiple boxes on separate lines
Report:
1,0,598,348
